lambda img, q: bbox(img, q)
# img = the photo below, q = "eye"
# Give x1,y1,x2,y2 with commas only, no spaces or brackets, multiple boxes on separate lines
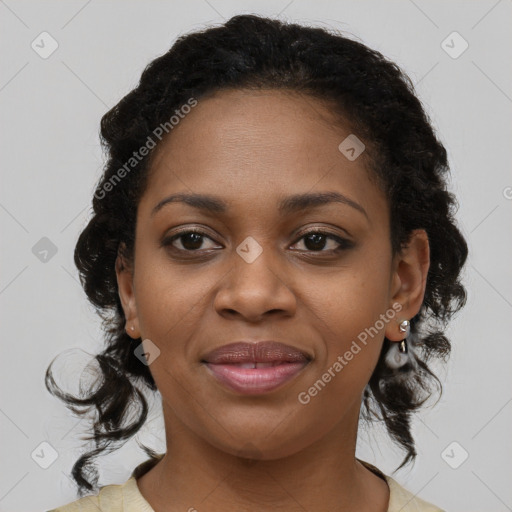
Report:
162,229,221,253
290,229,353,253
162,227,353,256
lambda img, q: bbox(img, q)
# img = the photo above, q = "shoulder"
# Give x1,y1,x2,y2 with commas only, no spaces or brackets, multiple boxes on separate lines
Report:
47,477,154,512
385,474,446,512
357,459,445,512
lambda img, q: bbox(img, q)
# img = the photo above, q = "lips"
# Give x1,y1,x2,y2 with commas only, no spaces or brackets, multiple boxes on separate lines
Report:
202,341,311,395
202,341,310,365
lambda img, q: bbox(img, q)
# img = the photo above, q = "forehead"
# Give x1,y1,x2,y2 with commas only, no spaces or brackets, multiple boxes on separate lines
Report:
140,89,385,222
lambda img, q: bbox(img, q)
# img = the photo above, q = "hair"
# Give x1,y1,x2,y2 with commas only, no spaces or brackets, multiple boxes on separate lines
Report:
45,14,468,497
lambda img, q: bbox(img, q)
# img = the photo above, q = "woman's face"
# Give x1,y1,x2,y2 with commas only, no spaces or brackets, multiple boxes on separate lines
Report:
117,89,427,459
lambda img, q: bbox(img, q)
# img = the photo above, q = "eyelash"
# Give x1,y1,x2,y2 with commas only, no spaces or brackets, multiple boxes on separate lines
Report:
161,228,353,256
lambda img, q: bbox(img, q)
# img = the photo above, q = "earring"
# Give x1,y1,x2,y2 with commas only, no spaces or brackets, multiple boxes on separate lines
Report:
384,319,413,370
398,320,410,354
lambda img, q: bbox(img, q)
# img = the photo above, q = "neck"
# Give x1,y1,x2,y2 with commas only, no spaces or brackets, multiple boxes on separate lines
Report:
136,403,389,512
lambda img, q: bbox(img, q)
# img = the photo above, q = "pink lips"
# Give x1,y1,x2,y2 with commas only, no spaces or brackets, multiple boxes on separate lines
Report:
202,341,310,395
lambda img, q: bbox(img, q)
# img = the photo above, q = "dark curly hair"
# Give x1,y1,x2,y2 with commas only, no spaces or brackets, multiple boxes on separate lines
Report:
45,14,468,497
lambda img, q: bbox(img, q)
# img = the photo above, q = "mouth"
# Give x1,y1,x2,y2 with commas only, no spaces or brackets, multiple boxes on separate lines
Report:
201,341,311,395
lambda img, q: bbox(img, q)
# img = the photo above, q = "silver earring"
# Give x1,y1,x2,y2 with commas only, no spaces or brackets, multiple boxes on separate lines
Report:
399,319,410,334
131,326,135,331
384,319,414,370
398,320,409,354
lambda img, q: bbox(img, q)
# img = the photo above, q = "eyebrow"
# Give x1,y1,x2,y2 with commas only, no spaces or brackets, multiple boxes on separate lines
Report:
151,191,368,219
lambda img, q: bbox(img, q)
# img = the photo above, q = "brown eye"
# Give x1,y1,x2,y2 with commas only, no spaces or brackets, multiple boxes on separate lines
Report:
162,228,353,257
291,230,353,253
162,230,220,252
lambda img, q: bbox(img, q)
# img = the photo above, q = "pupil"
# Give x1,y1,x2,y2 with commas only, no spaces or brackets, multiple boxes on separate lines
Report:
305,233,326,251
182,233,203,250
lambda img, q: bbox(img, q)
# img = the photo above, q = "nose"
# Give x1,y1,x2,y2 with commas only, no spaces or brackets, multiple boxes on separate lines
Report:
213,243,297,323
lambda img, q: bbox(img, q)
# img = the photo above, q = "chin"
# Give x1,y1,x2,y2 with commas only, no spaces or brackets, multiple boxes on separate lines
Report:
202,418,320,462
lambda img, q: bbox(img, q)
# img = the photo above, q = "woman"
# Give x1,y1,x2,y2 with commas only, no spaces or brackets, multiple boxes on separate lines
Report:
47,14,468,512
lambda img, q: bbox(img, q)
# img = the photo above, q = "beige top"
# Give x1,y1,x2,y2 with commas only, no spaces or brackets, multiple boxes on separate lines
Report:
48,458,445,512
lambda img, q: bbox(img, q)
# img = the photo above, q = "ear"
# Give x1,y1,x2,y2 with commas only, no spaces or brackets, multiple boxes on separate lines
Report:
385,229,430,342
115,244,140,339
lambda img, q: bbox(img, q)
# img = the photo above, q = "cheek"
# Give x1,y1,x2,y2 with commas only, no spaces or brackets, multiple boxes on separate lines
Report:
134,274,212,362
308,256,392,336
302,251,392,381
132,236,213,340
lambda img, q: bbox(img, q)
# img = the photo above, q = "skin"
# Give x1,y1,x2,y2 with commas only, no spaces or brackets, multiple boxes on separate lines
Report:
116,88,430,512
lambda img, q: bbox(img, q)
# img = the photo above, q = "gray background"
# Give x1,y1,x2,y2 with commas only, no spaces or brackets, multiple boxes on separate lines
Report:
1,1,511,511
